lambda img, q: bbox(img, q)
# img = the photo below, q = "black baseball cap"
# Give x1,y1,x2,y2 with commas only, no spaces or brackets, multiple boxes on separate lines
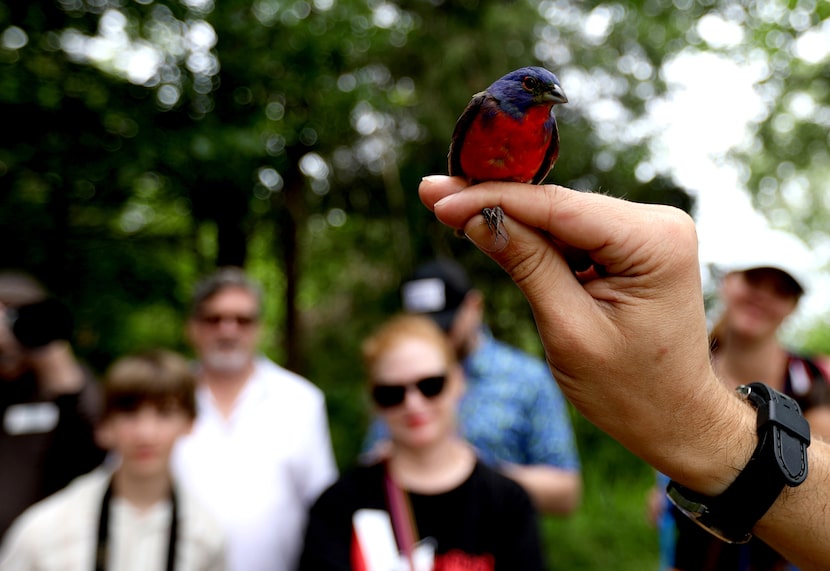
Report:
400,259,471,331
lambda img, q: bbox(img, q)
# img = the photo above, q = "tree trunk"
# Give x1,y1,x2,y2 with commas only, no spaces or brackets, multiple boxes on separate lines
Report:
276,158,305,376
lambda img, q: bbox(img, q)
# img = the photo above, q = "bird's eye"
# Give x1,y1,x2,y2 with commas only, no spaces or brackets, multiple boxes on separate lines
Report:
522,76,539,91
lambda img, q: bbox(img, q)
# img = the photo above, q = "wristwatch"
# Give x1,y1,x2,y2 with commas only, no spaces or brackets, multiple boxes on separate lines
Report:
666,382,810,544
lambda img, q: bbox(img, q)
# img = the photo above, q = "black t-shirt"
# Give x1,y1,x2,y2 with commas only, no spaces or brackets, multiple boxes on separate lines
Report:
299,459,546,570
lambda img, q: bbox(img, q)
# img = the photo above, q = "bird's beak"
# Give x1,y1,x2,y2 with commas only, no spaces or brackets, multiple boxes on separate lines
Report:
542,84,568,105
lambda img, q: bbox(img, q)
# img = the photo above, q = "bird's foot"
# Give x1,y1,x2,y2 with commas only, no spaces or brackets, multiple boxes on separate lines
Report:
482,206,507,242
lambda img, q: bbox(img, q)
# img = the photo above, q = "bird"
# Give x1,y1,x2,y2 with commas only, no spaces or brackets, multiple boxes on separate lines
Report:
448,66,568,238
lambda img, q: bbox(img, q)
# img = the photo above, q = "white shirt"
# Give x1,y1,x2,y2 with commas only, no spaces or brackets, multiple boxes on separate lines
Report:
0,468,226,571
171,357,338,571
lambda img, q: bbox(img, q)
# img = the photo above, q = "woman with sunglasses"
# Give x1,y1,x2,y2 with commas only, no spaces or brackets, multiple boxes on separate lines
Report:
298,314,545,570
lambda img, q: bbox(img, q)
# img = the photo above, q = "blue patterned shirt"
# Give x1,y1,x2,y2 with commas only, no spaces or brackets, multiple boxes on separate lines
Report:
363,328,580,471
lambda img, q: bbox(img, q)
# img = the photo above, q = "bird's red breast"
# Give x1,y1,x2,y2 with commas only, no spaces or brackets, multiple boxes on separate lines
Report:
458,103,555,184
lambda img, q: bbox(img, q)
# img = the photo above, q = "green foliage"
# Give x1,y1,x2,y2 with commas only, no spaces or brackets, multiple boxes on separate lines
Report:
795,320,830,358
543,410,659,570
2,0,710,372
720,1,830,239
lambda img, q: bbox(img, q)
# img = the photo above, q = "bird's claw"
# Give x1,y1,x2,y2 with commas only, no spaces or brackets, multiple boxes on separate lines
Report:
482,206,507,242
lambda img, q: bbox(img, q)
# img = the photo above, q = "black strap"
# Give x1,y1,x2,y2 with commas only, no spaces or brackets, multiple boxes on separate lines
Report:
667,383,810,544
95,478,179,571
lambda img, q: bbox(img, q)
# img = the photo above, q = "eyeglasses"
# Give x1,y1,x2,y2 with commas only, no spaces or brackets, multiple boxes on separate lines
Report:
196,313,259,327
370,374,447,409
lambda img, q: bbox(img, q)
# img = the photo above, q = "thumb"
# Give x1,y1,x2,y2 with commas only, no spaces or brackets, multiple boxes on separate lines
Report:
459,209,600,345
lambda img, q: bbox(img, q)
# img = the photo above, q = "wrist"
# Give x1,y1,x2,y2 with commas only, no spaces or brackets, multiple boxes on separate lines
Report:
662,382,757,496
667,383,811,543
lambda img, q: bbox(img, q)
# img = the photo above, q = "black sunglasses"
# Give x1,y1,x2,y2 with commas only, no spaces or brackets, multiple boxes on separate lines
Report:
370,374,447,409
197,313,259,327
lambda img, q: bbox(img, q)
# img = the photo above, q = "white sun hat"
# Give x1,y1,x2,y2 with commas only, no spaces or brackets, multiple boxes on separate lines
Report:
709,229,813,293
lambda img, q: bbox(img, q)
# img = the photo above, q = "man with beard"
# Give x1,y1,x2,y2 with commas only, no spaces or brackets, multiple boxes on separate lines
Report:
172,267,337,571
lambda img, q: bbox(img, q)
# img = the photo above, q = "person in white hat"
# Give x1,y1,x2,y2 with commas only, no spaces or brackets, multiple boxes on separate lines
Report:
656,233,830,571
704,233,830,428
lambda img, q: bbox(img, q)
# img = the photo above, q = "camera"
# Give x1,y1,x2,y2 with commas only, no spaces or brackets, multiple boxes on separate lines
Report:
6,298,74,349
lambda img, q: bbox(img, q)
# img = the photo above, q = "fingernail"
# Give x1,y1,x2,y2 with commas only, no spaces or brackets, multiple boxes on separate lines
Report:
464,215,510,253
434,194,457,209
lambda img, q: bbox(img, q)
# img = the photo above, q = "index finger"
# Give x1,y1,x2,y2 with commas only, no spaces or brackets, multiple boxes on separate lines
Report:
420,175,698,280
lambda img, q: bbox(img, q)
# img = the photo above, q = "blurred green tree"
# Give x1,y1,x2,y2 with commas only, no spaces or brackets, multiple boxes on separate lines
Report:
1,0,710,374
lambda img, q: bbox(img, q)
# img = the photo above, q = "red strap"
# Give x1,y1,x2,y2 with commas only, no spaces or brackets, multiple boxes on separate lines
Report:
384,462,418,571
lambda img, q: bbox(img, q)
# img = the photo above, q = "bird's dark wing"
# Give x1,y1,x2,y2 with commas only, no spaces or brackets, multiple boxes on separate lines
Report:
448,91,487,180
530,115,560,185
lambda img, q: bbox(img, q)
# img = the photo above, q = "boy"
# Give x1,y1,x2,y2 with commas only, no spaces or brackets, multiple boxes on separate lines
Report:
0,349,226,570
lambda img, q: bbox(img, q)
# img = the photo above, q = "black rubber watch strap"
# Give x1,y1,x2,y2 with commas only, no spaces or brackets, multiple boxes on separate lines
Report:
667,382,810,543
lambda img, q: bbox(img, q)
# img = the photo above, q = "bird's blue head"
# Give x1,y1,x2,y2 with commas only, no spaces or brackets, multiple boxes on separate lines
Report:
488,66,568,118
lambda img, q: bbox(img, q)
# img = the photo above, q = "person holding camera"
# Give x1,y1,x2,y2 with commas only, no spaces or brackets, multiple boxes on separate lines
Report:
0,271,105,540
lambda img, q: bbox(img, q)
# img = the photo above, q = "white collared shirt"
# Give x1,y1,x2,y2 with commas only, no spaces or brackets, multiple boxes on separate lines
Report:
0,468,226,571
171,357,337,571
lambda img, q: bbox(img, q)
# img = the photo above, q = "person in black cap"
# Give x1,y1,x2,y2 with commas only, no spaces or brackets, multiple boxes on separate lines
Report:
363,258,582,515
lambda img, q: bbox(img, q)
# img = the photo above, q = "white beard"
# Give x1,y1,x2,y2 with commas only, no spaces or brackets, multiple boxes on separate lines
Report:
202,349,251,374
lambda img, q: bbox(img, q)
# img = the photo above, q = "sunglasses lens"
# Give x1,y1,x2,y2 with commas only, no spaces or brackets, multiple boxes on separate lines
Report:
371,385,406,408
198,314,258,327
416,375,446,398
371,374,448,409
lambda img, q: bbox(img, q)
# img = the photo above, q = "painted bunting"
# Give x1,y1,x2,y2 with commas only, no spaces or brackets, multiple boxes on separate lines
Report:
448,66,568,237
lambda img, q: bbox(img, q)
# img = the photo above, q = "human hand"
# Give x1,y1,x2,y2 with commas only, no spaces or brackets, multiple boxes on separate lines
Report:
27,341,85,396
419,176,754,494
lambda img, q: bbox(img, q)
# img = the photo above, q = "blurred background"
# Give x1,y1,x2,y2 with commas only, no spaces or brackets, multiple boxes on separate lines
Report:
2,1,830,568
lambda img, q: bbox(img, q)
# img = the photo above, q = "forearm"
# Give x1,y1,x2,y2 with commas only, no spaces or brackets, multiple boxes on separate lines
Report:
501,464,581,515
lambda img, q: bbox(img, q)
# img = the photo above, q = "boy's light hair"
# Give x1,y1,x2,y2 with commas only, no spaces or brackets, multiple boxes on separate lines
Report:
103,349,197,419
